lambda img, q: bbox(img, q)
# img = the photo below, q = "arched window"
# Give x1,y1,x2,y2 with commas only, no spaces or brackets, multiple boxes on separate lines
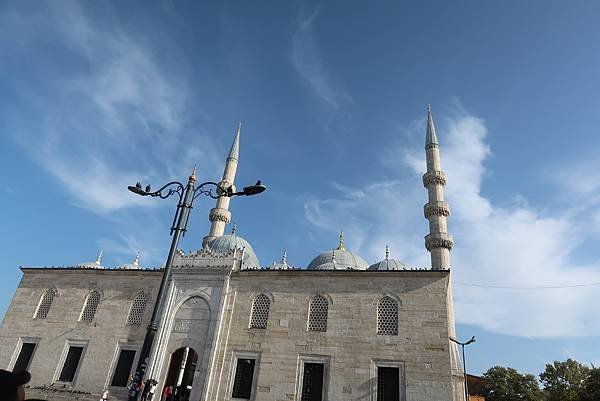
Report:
34,289,57,319
307,295,329,332
377,296,398,335
127,291,149,326
249,294,270,329
80,291,101,322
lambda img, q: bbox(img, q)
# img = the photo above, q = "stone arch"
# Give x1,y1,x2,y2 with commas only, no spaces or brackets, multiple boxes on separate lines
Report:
371,292,402,308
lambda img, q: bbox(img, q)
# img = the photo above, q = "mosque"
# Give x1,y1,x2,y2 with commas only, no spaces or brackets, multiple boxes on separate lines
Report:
0,108,464,401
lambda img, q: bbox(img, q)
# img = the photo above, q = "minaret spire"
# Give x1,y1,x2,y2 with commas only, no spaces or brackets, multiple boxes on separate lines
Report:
202,124,241,247
423,105,453,269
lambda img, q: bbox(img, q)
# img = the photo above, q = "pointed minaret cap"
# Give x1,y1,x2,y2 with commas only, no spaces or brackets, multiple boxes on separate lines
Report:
337,230,346,251
189,164,197,183
228,123,241,161
426,104,439,146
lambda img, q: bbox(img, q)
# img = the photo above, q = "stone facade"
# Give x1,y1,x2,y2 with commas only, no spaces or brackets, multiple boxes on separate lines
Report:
0,254,463,401
0,268,161,400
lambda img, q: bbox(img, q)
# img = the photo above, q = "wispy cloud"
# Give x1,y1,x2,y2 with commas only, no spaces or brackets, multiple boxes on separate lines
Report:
290,7,351,109
2,1,219,214
304,103,600,338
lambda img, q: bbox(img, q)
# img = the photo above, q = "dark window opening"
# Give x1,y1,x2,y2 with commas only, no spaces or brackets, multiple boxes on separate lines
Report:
58,346,84,382
110,349,136,387
377,367,400,401
301,363,324,401
13,343,36,373
232,358,255,399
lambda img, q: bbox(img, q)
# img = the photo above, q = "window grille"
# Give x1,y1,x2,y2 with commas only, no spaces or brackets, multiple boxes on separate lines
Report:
307,295,328,332
377,297,398,335
34,289,57,319
80,291,101,322
127,291,149,326
301,363,325,401
232,358,255,399
377,366,400,401
249,294,270,329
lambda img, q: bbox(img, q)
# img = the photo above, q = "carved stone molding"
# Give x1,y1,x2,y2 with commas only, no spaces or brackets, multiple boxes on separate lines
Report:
172,318,207,333
209,208,231,223
425,233,454,251
424,201,450,218
422,170,447,187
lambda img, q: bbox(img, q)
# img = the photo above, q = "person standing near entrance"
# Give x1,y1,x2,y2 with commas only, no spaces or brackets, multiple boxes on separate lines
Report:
147,382,157,401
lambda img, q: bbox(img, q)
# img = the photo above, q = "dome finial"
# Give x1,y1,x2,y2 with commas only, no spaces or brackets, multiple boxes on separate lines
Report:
281,248,287,264
337,230,346,250
385,245,389,260
331,249,336,264
231,222,237,234
133,250,140,267
95,250,103,265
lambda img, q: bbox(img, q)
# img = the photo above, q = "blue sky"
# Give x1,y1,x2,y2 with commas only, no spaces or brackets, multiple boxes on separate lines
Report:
2,0,600,377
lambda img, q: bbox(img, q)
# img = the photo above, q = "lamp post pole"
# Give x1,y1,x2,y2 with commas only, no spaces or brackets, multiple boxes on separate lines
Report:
450,336,476,401
127,168,266,401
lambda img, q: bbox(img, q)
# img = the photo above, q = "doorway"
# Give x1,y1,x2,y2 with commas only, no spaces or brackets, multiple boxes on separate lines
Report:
163,347,198,401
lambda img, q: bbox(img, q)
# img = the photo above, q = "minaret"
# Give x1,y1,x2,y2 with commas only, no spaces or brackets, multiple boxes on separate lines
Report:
202,124,241,247
423,105,453,269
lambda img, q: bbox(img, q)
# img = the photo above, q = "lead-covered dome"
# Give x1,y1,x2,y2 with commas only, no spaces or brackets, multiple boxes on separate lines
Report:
307,232,368,270
368,246,409,270
205,227,261,270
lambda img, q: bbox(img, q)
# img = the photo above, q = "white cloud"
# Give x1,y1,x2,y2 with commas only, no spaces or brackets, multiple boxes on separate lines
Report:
304,104,600,338
2,1,219,214
290,7,351,109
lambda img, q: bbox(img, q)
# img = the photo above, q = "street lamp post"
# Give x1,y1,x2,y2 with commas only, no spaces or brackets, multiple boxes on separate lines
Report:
126,168,266,400
450,335,476,401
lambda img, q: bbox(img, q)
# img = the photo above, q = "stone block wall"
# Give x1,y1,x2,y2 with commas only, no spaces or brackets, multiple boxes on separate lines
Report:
205,269,454,401
0,268,162,399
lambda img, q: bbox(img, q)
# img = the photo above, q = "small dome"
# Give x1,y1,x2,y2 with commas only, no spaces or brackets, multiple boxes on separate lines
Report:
368,259,409,271
307,232,368,270
117,252,143,270
205,228,261,270
367,246,409,270
76,251,105,269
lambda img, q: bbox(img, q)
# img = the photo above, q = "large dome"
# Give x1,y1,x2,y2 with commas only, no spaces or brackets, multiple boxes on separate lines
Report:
307,232,368,270
205,230,261,270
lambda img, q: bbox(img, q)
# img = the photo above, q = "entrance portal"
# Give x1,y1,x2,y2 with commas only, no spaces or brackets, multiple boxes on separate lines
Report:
164,347,198,401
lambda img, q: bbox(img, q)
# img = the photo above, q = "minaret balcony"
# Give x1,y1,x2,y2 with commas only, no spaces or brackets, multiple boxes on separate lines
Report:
422,170,447,187
425,232,454,251
424,201,450,218
209,207,232,223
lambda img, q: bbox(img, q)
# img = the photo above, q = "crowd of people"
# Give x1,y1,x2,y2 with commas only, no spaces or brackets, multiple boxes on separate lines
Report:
0,369,191,401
